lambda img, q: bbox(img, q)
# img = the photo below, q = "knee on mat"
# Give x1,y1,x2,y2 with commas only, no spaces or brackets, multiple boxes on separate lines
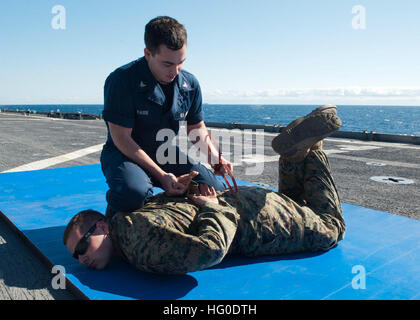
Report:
108,183,153,212
191,164,225,191
318,221,346,251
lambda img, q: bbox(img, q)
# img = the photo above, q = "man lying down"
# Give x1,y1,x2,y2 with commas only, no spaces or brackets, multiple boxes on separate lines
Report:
63,105,346,274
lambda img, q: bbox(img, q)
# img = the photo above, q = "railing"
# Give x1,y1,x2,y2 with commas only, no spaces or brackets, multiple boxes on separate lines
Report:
1,109,419,145
206,121,420,145
0,108,101,120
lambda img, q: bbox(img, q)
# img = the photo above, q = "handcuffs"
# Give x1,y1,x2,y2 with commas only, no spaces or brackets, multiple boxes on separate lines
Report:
206,134,238,194
185,134,239,197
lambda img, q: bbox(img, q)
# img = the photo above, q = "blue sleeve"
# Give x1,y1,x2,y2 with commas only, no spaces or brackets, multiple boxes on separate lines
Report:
102,71,136,128
186,81,204,125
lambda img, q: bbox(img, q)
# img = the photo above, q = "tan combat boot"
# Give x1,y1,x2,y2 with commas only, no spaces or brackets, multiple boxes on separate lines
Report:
271,105,341,162
311,140,323,151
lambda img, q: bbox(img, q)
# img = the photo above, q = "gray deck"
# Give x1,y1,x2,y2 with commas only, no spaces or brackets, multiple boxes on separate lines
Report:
0,111,419,299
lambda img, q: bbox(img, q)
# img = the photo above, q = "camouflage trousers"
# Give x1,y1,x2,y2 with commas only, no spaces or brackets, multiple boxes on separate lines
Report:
278,149,345,251
223,149,346,257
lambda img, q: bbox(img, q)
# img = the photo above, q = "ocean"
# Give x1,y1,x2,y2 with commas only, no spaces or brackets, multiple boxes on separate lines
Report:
1,104,419,136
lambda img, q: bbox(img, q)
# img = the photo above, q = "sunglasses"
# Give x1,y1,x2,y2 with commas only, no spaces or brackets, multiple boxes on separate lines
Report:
72,219,102,260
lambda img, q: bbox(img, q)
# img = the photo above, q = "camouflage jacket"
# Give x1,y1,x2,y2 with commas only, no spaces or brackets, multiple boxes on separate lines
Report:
109,186,342,274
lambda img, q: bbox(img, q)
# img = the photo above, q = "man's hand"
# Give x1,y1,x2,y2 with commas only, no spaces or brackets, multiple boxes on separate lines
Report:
177,171,199,187
160,173,185,196
211,157,233,176
187,184,219,205
161,171,199,196
186,121,234,177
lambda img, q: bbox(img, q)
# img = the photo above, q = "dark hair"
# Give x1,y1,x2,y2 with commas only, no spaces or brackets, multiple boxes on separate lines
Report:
144,16,187,55
63,209,105,245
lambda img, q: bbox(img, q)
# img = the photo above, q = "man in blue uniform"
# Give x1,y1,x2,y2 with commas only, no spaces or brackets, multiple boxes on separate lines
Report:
101,16,232,215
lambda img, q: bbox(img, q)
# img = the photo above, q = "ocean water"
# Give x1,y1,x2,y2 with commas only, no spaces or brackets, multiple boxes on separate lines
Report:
1,104,419,136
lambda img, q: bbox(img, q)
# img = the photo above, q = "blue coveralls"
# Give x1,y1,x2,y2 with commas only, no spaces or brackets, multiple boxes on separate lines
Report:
100,57,225,213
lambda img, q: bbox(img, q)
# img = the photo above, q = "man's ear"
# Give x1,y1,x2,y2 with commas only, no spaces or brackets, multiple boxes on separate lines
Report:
97,220,109,235
144,48,151,61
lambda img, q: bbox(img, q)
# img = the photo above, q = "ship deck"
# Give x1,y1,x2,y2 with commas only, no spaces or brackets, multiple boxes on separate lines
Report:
0,111,419,299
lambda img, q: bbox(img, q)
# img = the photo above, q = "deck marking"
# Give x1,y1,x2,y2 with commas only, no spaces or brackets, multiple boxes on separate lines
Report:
326,137,420,150
1,143,104,173
325,144,381,154
370,176,415,184
329,154,420,169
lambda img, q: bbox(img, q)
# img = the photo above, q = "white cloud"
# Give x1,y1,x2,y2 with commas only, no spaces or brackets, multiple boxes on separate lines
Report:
204,87,420,105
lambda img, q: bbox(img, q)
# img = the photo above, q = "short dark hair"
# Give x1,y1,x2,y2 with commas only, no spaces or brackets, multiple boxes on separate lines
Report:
144,16,187,55
63,209,105,245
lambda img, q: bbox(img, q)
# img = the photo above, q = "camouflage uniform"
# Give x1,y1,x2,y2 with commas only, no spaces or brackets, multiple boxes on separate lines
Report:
108,150,345,274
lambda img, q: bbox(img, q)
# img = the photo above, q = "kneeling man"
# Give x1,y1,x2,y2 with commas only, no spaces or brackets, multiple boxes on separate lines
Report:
63,105,345,274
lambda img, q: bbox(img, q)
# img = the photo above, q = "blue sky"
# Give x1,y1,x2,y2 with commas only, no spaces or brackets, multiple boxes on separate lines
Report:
0,0,419,105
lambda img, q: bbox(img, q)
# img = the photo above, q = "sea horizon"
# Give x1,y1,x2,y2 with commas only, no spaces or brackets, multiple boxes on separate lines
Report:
1,103,419,136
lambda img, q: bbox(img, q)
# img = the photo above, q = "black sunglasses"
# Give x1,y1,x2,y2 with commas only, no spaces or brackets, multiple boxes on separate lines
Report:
72,219,102,260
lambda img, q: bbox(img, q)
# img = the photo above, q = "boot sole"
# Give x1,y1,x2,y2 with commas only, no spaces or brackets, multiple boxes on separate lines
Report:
272,111,341,158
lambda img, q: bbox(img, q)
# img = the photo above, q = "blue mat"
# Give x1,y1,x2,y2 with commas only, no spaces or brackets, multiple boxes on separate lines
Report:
0,164,419,300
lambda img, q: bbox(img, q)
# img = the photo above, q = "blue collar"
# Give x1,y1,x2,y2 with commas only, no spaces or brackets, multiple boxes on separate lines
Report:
136,57,191,106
